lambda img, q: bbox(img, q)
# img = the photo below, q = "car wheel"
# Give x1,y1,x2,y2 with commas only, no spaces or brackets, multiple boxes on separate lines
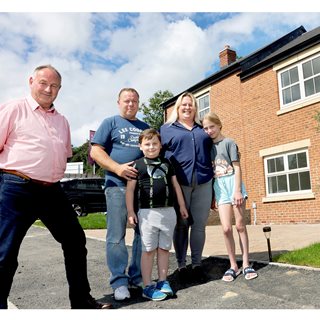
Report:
71,203,87,217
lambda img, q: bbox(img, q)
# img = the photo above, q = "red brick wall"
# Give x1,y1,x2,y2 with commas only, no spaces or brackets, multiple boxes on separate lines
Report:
164,65,320,224
211,67,320,224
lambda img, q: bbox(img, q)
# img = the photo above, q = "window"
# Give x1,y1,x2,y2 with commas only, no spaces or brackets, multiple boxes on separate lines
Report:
303,56,320,97
278,53,320,108
197,93,210,119
264,150,311,197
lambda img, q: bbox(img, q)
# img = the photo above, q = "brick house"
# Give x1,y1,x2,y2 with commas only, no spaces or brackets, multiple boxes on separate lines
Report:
162,25,320,225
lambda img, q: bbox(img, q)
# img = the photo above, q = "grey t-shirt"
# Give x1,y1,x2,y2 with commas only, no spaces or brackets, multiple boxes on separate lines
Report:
210,137,239,178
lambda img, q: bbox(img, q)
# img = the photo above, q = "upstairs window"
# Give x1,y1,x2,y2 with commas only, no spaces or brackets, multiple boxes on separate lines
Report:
197,93,210,119
278,53,320,108
303,55,320,97
280,66,301,104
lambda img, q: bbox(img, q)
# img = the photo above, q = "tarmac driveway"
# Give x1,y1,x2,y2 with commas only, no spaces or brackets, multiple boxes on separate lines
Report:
8,226,320,309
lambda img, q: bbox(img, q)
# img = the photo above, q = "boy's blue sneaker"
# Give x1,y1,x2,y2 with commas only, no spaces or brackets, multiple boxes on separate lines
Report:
156,280,173,296
142,285,167,301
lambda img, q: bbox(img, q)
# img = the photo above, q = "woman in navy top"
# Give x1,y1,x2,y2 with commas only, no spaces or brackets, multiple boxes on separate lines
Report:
160,92,213,283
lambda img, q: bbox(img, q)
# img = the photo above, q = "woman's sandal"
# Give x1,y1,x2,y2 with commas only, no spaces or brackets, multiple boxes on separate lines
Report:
222,268,241,282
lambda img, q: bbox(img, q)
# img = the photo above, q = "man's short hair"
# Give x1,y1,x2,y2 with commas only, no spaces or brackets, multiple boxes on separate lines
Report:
118,88,139,100
33,65,62,81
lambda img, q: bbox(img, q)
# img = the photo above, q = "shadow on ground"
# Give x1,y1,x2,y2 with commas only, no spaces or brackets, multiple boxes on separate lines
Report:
104,256,269,309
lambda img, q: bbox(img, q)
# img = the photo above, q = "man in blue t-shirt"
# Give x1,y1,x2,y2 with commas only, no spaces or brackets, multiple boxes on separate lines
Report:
90,88,149,301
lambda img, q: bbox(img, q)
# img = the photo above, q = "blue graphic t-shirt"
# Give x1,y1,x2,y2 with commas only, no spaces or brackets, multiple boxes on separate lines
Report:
91,115,149,187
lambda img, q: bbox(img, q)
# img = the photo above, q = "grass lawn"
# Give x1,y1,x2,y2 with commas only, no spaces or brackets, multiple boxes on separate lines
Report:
273,242,320,268
77,213,106,229
33,213,106,230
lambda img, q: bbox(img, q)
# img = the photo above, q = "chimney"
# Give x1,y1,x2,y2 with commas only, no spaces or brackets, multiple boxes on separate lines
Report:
219,45,237,68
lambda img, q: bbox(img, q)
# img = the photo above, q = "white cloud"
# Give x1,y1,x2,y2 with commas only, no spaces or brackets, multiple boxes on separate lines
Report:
104,15,213,95
1,12,320,146
26,13,93,54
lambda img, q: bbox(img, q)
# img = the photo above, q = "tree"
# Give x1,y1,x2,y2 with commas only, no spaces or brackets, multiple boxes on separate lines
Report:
70,141,104,177
140,90,174,130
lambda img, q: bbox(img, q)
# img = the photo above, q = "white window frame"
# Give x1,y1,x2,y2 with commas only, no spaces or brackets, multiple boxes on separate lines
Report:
259,139,315,203
264,149,311,197
196,92,210,120
277,52,320,110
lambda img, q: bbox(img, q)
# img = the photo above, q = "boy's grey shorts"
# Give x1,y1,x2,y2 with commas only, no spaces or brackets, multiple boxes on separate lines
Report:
138,207,177,252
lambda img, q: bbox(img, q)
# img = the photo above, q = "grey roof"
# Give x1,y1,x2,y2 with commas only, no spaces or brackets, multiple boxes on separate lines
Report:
240,25,320,80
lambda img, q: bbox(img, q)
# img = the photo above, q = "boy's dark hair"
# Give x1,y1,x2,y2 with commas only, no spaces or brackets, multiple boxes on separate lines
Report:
139,128,161,144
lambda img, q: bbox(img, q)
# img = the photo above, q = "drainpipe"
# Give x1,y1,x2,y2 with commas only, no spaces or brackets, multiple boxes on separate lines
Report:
252,201,257,225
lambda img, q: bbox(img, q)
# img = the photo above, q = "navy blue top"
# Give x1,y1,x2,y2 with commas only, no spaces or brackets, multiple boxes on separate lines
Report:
91,115,149,187
160,121,213,186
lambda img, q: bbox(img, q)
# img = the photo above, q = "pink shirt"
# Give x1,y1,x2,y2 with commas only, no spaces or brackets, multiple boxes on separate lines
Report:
0,95,73,182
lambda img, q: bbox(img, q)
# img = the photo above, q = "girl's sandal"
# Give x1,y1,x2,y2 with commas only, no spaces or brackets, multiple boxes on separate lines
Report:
243,267,258,280
222,268,241,282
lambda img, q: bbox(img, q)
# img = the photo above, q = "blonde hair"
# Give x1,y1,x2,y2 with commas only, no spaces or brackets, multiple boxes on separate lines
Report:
202,111,223,130
165,92,200,124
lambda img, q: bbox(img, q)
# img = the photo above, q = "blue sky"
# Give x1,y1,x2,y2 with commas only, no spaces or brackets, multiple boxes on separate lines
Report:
1,3,320,146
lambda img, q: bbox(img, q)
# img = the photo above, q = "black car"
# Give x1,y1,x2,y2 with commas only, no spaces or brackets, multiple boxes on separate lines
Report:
60,178,106,216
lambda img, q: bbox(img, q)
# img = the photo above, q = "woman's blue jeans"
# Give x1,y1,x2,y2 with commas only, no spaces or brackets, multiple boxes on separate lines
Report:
105,187,142,290
0,173,91,309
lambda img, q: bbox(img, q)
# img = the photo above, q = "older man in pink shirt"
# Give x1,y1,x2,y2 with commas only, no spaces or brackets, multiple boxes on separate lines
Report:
0,65,112,309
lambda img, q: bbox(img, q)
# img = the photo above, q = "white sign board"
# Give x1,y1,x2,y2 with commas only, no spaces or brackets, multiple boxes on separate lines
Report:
65,162,84,174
